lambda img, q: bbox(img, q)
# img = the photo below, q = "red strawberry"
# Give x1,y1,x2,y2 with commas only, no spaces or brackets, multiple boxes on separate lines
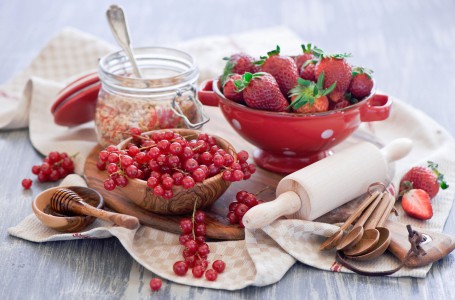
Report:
401,189,433,220
221,53,258,84
399,161,449,199
329,98,350,110
295,43,317,71
289,73,336,114
300,63,316,82
349,67,374,99
223,74,244,103
314,53,352,102
235,72,289,112
259,46,299,96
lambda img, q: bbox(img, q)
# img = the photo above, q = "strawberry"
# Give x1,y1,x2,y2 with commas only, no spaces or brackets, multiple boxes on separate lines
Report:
401,189,433,220
329,98,350,110
235,72,289,112
221,53,258,86
399,161,449,199
295,43,317,71
222,74,244,103
349,67,374,100
289,73,336,114
314,52,352,102
300,62,316,82
259,46,299,96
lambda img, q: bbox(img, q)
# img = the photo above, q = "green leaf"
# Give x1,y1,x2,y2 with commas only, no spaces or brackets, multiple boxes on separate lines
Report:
441,182,449,190
267,45,281,57
243,72,253,83
313,86,319,96
316,72,325,90
301,44,306,53
322,81,337,96
297,77,311,87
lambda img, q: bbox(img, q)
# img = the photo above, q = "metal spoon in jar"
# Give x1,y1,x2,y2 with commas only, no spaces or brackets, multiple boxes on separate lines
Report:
106,4,143,78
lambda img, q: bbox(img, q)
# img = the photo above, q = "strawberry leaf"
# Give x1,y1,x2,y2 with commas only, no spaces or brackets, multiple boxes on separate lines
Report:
316,72,324,90
267,45,281,57
428,161,449,189
321,82,337,96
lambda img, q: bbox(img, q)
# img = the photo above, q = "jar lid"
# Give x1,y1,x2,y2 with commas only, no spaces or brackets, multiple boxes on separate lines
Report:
51,71,100,126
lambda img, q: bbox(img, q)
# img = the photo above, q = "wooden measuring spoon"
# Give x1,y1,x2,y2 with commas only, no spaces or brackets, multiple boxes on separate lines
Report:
336,192,384,251
347,194,395,261
320,190,381,250
50,188,140,230
343,192,392,256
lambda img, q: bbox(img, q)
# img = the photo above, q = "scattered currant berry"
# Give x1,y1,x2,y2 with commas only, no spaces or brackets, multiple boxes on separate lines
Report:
212,260,226,273
21,178,32,190
205,269,218,281
149,278,162,291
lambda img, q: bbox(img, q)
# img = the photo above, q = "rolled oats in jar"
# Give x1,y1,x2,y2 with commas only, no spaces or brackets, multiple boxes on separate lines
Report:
95,47,209,146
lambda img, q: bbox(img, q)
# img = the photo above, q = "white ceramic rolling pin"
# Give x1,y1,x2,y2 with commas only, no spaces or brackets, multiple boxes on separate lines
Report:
242,138,413,229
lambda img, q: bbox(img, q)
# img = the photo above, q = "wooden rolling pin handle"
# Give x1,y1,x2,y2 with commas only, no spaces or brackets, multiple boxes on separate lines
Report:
72,201,140,230
243,191,301,229
380,138,413,163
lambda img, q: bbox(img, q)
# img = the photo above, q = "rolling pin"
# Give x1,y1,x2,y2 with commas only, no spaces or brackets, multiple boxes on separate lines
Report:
243,138,412,229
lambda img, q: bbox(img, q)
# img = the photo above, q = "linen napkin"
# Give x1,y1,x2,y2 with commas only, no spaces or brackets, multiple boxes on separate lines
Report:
5,27,455,290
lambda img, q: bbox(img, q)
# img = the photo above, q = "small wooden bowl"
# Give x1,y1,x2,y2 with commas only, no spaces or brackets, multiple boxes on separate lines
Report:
32,186,104,232
115,128,236,215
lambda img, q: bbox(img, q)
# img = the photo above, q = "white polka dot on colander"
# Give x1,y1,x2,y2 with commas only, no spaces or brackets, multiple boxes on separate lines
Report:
321,129,334,139
232,119,241,130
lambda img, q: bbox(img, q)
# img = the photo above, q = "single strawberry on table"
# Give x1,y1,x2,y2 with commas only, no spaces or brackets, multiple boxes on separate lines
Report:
399,161,449,199
234,72,289,112
314,51,352,102
258,45,299,96
348,67,374,100
401,189,433,220
289,73,336,114
222,74,244,103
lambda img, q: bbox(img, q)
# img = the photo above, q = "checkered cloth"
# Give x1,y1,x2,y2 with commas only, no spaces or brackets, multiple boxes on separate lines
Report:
5,28,455,289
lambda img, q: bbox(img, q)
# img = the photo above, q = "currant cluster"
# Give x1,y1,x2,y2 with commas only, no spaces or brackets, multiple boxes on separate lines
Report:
227,190,265,227
97,128,256,199
24,151,75,188
173,209,226,281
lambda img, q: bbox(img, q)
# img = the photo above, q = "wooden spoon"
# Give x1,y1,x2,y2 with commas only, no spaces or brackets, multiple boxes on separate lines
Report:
347,194,395,261
320,190,381,250
50,188,140,230
336,192,383,251
343,192,392,256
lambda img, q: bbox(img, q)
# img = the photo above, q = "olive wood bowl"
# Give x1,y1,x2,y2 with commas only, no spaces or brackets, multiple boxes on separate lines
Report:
32,185,104,233
115,128,236,215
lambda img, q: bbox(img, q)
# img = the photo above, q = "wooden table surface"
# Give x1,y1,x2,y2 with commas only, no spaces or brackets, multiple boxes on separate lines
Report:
2,0,455,299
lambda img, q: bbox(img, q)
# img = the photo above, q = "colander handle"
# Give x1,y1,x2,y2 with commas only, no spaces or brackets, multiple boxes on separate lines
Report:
360,94,392,122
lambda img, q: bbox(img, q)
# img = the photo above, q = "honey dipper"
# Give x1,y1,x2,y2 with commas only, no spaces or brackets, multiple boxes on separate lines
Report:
50,188,140,230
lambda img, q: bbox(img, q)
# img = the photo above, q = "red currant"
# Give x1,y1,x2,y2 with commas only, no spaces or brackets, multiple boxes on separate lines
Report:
205,269,218,281
182,176,195,189
149,278,162,291
227,211,238,225
173,261,188,276
185,240,198,255
197,243,210,256
179,218,193,234
212,260,226,273
21,178,32,189
234,203,249,218
194,224,206,237
194,210,206,224
104,178,116,191
192,265,204,278
237,150,249,163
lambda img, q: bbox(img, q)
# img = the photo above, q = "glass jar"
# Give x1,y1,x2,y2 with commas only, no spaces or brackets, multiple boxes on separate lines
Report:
95,47,209,146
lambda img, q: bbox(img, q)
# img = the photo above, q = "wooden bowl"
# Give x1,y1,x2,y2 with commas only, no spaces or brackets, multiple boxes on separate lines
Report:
115,128,236,215
32,186,104,232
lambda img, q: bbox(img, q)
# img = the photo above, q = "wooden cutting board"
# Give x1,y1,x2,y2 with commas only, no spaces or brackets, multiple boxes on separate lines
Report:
83,107,374,240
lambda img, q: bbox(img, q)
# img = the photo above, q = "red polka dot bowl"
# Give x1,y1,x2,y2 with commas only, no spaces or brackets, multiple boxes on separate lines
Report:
198,79,391,174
